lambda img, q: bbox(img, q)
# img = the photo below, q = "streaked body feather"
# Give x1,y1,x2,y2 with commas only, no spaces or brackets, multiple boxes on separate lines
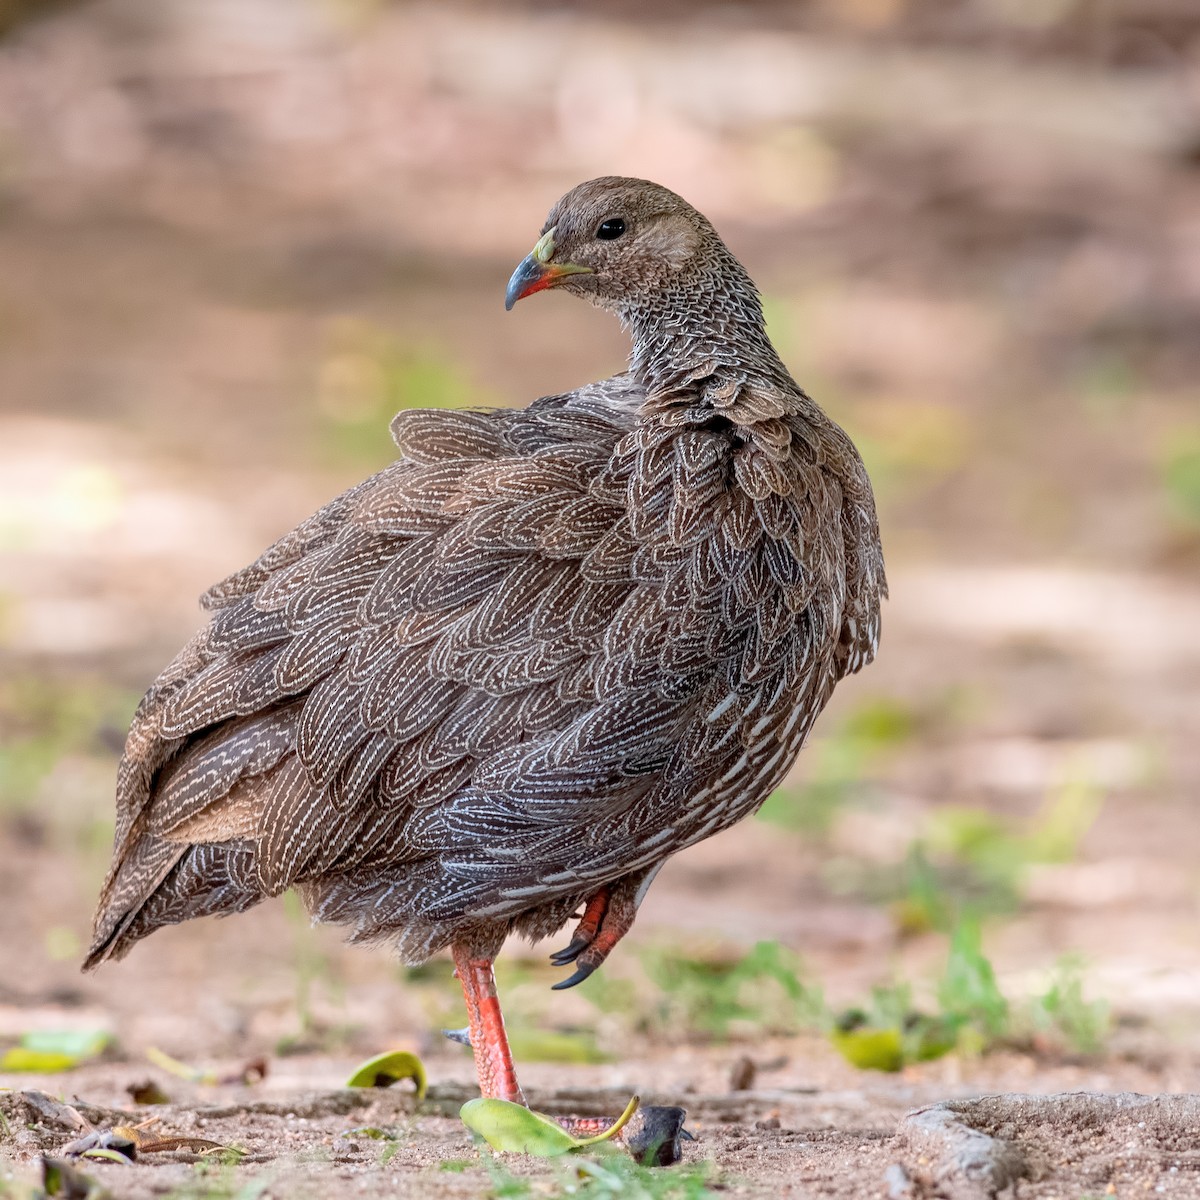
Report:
87,179,885,971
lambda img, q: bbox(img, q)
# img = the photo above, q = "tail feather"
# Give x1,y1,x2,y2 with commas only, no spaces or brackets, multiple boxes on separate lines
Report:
85,837,261,968
84,834,188,968
87,704,304,969
86,477,379,970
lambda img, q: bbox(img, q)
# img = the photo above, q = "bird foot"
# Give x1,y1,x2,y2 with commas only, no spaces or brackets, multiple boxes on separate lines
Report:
451,940,690,1166
559,1104,692,1166
549,884,638,990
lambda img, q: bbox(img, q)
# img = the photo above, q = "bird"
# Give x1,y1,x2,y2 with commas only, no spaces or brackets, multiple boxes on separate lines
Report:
85,176,886,1111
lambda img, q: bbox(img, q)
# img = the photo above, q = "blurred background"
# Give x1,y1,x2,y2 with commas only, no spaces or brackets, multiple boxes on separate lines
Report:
1,0,1200,1119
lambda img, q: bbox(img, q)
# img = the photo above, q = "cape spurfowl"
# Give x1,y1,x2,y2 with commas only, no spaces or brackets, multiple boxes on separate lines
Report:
86,177,886,1109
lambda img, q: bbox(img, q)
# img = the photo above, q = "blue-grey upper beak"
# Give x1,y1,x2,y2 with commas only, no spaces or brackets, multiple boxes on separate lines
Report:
505,232,593,310
505,254,546,311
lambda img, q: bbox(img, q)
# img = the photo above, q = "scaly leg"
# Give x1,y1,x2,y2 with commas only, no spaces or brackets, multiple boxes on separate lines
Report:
451,924,689,1165
452,941,524,1104
548,888,611,969
549,877,643,991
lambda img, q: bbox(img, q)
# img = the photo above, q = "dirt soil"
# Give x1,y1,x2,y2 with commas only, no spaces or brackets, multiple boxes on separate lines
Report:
2,0,1200,1197
7,1069,1200,1197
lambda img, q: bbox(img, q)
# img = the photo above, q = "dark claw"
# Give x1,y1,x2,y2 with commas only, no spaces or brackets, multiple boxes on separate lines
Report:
442,1026,472,1046
551,961,597,990
680,1126,697,1142
549,936,590,967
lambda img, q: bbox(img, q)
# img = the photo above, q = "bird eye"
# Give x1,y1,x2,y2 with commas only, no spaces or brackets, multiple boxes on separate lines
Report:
596,217,626,241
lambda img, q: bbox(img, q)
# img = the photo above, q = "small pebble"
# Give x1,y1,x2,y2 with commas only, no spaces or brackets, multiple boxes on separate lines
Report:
884,1163,915,1200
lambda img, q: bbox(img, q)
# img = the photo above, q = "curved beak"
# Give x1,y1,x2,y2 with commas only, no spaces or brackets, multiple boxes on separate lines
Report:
504,227,593,310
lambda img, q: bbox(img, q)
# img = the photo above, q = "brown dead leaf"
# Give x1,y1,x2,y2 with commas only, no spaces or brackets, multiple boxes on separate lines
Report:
218,1055,268,1085
126,1080,170,1105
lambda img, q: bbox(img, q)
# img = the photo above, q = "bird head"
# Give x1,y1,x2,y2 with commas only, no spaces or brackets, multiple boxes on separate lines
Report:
504,177,711,315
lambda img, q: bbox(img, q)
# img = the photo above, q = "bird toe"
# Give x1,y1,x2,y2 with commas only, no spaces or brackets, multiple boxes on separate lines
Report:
550,962,597,990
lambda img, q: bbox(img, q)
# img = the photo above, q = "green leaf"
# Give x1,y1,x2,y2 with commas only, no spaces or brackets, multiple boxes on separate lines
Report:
460,1100,579,1155
41,1156,103,1199
345,1049,427,1097
459,1094,639,1157
25,1028,110,1057
1,1028,110,1072
2,1048,79,1072
79,1148,134,1165
828,1024,904,1072
830,986,963,1072
145,1045,217,1084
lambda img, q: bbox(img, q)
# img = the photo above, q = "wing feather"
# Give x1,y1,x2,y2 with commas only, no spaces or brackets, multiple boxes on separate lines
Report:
90,384,885,967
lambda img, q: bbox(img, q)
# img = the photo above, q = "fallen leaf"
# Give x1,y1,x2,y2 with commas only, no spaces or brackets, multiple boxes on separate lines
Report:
63,1130,138,1160
829,1024,904,1072
21,1093,89,1135
219,1055,268,1085
829,1008,961,1071
345,1049,427,1097
40,1156,105,1199
145,1046,217,1084
459,1094,639,1157
3,1048,79,1073
78,1148,134,1165
140,1135,237,1156
2,1029,111,1073
126,1080,170,1105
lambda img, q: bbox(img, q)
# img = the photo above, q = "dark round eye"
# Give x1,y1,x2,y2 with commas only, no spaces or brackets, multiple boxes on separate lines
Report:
596,217,626,240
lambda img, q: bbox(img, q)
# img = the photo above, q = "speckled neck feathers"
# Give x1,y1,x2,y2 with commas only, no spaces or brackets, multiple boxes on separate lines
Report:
621,235,795,423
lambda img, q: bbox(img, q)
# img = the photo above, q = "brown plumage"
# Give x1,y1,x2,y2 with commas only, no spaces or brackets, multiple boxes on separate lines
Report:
86,179,884,1092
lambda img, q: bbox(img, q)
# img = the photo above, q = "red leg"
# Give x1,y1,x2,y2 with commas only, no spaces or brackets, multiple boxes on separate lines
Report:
550,882,639,991
453,942,525,1105
548,886,611,967
452,933,690,1165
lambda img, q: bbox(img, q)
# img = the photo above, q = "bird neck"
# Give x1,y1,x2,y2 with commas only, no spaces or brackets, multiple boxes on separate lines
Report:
623,246,793,409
